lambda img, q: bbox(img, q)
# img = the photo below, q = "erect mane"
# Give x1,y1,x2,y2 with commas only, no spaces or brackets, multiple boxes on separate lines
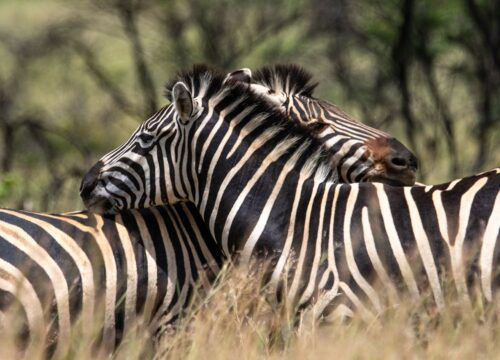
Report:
163,64,337,183
253,64,372,128
164,64,225,100
252,64,318,97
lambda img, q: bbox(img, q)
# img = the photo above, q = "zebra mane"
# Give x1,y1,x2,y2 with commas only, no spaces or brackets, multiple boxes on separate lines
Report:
252,64,318,97
164,64,337,183
165,64,223,101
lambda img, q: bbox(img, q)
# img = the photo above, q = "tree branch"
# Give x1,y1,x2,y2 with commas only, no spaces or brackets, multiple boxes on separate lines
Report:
116,0,157,116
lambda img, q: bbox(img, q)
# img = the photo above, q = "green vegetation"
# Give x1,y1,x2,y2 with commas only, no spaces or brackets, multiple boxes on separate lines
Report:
0,0,499,214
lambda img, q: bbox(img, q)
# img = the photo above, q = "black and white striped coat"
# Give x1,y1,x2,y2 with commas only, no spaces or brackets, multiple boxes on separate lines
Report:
81,66,499,319
0,203,221,357
0,65,416,355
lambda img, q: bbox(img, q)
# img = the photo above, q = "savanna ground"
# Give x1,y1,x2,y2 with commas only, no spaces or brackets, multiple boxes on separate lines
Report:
0,0,499,358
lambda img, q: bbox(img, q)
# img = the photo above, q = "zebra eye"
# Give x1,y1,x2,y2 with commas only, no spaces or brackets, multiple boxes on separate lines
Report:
138,133,154,143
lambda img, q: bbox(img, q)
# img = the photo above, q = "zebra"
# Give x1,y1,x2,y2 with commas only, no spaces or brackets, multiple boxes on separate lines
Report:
80,65,500,319
0,203,222,357
79,64,419,216
0,65,416,355
226,64,418,186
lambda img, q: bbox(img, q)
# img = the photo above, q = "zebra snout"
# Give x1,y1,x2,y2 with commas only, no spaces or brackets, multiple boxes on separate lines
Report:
386,138,418,171
81,185,118,214
367,137,418,186
80,161,118,214
82,194,118,214
387,151,418,173
80,161,104,197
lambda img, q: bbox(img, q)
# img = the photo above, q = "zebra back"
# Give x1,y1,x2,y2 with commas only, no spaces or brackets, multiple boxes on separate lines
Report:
0,203,222,357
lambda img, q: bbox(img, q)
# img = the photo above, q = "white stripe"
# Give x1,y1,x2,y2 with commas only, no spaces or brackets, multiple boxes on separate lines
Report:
42,213,118,349
299,183,331,305
149,208,177,327
0,222,71,357
323,134,350,149
361,206,400,305
132,212,158,323
218,134,295,256
342,186,382,312
480,191,500,301
268,174,307,300
240,146,308,264
432,190,450,246
452,177,487,306
199,106,253,212
153,208,192,325
403,187,444,310
339,282,375,321
375,184,420,300
115,215,138,331
445,179,460,191
0,259,46,350
2,210,96,334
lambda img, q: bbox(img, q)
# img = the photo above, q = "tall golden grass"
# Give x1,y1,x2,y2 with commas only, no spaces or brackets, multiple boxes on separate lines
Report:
1,265,498,359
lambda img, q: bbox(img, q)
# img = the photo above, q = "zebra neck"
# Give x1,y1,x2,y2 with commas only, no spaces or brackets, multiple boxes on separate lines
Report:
193,131,335,258
191,107,334,235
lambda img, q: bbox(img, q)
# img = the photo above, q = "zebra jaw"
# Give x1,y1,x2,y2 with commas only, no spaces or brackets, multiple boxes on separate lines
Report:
82,187,121,214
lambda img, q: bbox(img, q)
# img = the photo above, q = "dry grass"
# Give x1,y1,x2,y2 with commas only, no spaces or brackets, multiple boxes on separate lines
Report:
151,268,499,360
1,266,499,359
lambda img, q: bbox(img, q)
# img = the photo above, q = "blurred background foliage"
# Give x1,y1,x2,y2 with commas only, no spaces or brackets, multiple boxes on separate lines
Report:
0,0,498,212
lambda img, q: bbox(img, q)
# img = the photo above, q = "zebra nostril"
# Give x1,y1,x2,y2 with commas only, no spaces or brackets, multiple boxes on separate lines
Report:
390,157,408,169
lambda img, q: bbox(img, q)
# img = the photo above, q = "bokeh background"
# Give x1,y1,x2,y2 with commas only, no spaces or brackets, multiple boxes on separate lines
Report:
0,0,498,212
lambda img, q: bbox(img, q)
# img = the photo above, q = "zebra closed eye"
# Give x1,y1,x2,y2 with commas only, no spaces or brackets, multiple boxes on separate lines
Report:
138,133,155,144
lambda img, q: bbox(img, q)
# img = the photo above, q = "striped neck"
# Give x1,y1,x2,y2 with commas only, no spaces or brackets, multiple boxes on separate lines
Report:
183,98,336,255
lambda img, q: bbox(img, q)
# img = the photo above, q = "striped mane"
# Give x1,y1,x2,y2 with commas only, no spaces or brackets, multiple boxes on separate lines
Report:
254,64,364,125
253,64,318,97
164,64,337,182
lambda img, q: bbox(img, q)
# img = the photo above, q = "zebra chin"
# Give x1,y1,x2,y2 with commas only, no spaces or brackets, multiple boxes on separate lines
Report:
368,172,416,186
82,192,121,215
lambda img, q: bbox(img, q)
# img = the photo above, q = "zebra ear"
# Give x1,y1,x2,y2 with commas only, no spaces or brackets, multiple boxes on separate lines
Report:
224,68,252,84
172,82,194,122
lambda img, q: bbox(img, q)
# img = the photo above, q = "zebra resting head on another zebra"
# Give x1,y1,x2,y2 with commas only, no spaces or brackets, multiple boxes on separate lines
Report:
226,65,418,186
81,64,499,318
0,65,424,356
80,64,336,215
80,64,418,214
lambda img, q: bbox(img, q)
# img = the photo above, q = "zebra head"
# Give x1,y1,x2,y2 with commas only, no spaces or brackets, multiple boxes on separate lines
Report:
228,65,418,186
81,65,337,214
80,81,199,213
80,65,271,213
